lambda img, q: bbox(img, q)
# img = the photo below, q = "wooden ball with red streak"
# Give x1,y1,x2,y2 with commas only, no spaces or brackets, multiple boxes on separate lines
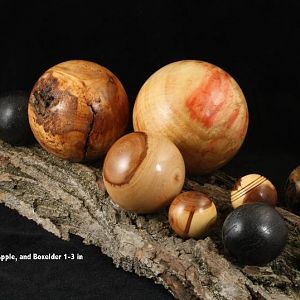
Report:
28,60,129,161
133,60,248,175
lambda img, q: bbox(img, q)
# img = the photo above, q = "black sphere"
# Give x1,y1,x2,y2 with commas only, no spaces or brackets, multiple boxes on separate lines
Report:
222,203,288,265
0,91,33,145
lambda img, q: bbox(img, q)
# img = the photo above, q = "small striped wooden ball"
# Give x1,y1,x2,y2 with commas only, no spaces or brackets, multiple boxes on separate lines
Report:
168,191,217,239
231,174,277,209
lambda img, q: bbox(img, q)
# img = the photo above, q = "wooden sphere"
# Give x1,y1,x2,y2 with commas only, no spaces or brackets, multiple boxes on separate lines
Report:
28,60,129,161
0,91,33,145
103,132,185,213
168,191,217,238
231,174,277,209
133,60,248,175
222,203,288,265
285,166,300,215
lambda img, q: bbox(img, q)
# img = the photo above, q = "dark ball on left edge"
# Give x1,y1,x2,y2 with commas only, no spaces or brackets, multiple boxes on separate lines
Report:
222,203,288,266
0,91,33,145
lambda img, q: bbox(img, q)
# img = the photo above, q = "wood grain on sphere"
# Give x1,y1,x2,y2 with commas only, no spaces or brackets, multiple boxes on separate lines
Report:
285,166,300,215
103,132,185,214
168,191,217,238
28,60,129,161
133,60,248,175
222,203,288,265
103,132,147,185
231,174,277,209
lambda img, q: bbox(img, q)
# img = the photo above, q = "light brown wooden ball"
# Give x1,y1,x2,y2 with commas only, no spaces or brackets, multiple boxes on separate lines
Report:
103,132,185,214
168,191,217,238
231,174,277,209
28,60,129,161
133,60,248,175
285,166,300,215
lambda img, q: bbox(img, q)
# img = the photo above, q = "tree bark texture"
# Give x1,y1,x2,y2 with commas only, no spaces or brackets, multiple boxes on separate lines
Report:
0,140,299,299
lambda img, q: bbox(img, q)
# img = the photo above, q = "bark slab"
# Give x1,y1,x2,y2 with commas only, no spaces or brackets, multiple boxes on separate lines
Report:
0,140,299,299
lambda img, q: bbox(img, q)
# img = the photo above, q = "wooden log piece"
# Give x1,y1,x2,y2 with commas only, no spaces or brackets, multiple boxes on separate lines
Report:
0,140,299,299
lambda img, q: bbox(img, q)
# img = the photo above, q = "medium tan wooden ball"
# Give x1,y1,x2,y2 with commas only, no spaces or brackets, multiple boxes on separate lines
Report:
103,132,185,214
133,60,248,175
28,60,129,161
168,191,217,238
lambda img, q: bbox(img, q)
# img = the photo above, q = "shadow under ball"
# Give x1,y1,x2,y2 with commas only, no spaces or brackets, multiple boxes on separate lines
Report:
285,166,300,215
222,203,288,266
103,132,185,214
133,60,248,175
28,60,129,161
0,91,33,145
231,174,277,209
168,191,217,239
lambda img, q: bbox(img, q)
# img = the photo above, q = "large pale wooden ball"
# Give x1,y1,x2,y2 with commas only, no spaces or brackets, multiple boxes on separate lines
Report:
28,60,129,161
103,132,185,214
133,60,248,175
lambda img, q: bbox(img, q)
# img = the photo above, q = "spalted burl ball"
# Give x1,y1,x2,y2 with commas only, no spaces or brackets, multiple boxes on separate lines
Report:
103,132,185,214
168,191,217,239
231,174,277,209
0,91,33,145
285,166,300,215
133,60,248,175
28,60,129,161
222,203,288,265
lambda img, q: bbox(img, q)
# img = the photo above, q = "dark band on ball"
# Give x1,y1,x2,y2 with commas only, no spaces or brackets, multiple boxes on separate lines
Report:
103,132,148,186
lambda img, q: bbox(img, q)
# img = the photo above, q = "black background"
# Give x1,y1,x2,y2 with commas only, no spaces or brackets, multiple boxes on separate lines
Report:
0,1,299,299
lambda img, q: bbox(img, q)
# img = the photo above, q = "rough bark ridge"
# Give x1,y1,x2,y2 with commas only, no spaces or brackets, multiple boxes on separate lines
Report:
0,140,299,299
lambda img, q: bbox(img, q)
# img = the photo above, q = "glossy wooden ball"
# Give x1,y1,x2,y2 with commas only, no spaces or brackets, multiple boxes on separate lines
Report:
231,174,277,209
133,60,248,175
168,191,217,238
103,132,185,214
222,203,288,265
28,60,129,161
285,166,300,215
0,91,33,145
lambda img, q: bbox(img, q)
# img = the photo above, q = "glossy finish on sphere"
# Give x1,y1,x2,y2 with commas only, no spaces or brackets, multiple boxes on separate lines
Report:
169,191,217,238
285,166,300,215
231,174,277,209
103,132,185,213
28,60,129,161
0,91,33,145
133,60,248,175
222,203,288,265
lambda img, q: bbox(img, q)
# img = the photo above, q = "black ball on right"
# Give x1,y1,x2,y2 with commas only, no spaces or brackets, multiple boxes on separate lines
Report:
222,203,288,266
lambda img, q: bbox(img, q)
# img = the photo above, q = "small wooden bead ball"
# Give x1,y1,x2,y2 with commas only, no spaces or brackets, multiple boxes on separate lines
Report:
231,174,277,209
103,132,185,214
285,166,300,215
168,191,217,238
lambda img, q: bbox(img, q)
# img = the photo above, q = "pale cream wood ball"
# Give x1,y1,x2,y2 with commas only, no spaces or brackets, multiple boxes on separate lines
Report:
231,174,277,209
103,132,185,214
168,191,217,239
133,60,248,175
